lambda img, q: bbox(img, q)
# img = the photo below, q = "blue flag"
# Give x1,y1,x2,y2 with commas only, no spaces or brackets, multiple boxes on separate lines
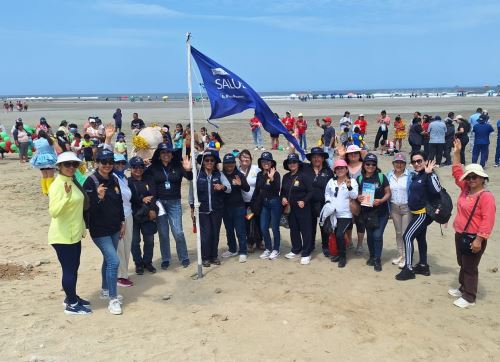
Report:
191,46,305,158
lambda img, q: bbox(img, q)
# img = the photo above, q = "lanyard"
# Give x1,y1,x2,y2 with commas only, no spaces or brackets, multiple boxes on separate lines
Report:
162,166,169,181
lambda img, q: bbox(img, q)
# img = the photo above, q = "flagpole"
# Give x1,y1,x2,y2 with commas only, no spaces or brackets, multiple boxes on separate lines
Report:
187,33,203,279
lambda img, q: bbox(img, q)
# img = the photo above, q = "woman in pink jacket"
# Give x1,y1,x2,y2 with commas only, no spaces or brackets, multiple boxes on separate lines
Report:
450,139,496,308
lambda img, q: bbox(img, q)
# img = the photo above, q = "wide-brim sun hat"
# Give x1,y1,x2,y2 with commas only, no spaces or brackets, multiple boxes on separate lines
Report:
283,153,302,171
257,151,276,169
55,151,82,165
151,141,182,165
196,150,221,165
459,164,489,181
306,147,329,161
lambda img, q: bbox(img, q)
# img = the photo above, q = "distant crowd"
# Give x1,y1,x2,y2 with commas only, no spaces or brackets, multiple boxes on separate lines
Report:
3,100,28,112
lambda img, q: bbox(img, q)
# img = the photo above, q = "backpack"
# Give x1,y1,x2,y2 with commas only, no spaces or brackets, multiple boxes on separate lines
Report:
426,187,453,224
357,172,384,187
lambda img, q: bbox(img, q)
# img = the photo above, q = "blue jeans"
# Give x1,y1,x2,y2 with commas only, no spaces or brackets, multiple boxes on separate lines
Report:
92,232,120,299
157,199,189,263
299,133,307,150
366,213,389,260
260,198,281,251
495,137,500,165
252,128,263,148
131,223,155,265
472,144,489,167
223,206,247,255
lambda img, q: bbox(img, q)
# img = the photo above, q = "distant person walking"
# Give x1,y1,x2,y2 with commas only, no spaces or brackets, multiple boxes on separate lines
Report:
249,113,264,150
468,107,483,151
374,110,390,151
454,115,470,165
472,114,494,167
428,115,446,166
113,108,123,134
442,113,456,166
296,113,308,151
131,113,145,134
408,117,425,153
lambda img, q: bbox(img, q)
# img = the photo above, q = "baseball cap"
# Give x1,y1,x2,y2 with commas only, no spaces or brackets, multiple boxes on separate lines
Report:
393,153,407,163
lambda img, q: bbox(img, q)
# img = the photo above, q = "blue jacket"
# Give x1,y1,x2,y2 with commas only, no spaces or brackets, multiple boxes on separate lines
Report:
407,171,441,212
194,169,231,213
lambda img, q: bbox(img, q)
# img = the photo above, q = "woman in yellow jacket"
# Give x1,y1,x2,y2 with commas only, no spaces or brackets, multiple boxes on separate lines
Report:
48,152,91,315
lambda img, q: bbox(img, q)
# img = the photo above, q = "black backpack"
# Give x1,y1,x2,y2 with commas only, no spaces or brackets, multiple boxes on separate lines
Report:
426,187,453,224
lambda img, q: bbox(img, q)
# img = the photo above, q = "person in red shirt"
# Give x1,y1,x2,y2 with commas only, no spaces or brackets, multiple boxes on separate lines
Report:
354,114,367,136
249,114,264,150
296,113,308,151
450,139,496,308
282,111,295,133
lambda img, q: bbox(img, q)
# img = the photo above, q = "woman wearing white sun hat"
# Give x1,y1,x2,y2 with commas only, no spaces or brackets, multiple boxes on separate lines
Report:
450,139,496,308
48,152,91,315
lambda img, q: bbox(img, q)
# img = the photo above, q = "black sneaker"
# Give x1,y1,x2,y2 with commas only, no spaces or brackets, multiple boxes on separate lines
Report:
181,259,190,268
374,259,382,272
63,296,90,308
135,263,144,275
366,257,375,266
338,257,346,268
395,267,416,281
161,261,170,270
322,247,331,257
330,255,340,263
413,263,430,276
202,260,211,267
144,263,157,274
211,258,221,265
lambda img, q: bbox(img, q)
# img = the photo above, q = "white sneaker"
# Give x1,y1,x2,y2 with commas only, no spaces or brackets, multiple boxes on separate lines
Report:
285,252,299,259
221,250,238,258
494,164,499,168
392,256,403,265
300,256,311,265
254,147,259,151
453,297,475,309
398,260,405,269
269,250,280,260
239,255,247,263
100,290,123,304
448,288,462,297
260,147,266,151
259,250,271,259
108,299,123,315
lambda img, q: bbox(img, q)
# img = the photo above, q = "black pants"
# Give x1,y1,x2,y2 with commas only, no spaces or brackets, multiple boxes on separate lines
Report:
335,218,352,258
52,242,81,305
403,213,433,269
410,143,421,153
428,143,444,164
443,141,453,165
423,141,430,158
199,211,223,261
311,202,329,249
289,204,313,257
455,233,487,303
374,127,388,149
460,138,469,165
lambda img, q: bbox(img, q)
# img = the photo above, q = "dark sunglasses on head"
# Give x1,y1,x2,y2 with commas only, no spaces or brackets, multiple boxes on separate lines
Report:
411,159,423,165
61,161,80,168
464,174,480,181
365,163,377,167
100,160,114,165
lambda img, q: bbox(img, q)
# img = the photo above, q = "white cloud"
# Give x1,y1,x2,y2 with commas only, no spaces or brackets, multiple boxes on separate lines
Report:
94,1,183,16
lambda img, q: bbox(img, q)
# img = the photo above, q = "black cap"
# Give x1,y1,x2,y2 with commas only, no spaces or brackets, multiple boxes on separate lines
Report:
129,156,145,167
222,153,236,164
96,149,114,161
196,150,221,165
363,153,378,164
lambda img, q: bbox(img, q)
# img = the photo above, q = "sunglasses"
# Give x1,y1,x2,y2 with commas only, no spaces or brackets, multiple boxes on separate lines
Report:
365,163,377,167
100,160,114,166
61,161,80,168
131,165,144,169
411,159,424,165
204,159,215,163
464,174,480,181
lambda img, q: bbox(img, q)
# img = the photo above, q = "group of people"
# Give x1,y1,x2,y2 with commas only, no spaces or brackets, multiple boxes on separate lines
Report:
3,100,28,112
43,111,495,316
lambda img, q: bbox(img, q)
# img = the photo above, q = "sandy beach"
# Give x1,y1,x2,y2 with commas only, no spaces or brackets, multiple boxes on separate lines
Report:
1,97,499,361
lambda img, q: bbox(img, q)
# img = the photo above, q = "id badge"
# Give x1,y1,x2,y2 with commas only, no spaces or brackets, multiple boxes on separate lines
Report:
164,181,171,190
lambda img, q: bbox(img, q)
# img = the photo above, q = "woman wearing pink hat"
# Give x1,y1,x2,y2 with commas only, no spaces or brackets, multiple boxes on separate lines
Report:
450,140,496,308
324,159,359,268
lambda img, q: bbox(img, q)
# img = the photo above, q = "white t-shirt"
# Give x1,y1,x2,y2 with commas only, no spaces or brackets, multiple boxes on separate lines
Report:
238,164,260,203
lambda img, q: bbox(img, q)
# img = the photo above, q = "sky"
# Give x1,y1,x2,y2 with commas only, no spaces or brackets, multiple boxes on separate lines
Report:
1,0,500,95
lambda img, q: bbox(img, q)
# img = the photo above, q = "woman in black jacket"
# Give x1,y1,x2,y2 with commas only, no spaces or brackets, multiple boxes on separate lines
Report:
304,147,333,256
128,156,159,275
83,149,125,315
281,153,314,265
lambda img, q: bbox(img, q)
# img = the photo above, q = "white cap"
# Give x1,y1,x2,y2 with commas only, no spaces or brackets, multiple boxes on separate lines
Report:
298,113,303,117
89,118,96,123
56,152,82,165
359,114,364,117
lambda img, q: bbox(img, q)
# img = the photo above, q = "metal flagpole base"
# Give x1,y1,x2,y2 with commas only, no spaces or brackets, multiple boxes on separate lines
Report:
196,264,203,279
